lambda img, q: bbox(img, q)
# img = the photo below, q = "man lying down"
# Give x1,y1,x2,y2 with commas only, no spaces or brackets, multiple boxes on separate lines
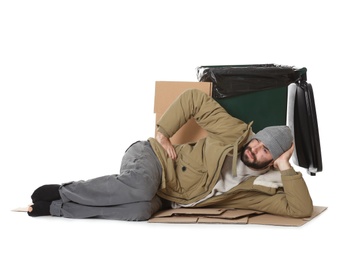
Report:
27,89,313,221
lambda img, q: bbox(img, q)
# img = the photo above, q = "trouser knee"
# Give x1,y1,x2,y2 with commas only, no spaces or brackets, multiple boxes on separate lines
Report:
127,196,162,221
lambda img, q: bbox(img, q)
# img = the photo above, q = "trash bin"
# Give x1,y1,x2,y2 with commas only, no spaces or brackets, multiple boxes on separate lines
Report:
197,64,322,175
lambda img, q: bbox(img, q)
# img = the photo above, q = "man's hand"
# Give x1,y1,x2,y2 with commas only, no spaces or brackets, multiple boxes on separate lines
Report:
273,142,294,171
156,131,177,160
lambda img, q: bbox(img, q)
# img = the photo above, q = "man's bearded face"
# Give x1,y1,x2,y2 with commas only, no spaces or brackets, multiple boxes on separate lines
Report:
240,140,273,170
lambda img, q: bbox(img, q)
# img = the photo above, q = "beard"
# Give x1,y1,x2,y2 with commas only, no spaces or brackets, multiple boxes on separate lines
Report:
240,143,272,170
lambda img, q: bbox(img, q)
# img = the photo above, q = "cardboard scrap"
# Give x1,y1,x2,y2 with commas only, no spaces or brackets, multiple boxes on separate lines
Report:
149,208,226,223
12,204,327,226
12,206,30,212
148,206,327,226
198,216,249,224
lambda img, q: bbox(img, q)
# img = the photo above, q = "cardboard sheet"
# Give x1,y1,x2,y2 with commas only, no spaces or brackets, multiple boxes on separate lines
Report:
148,206,327,226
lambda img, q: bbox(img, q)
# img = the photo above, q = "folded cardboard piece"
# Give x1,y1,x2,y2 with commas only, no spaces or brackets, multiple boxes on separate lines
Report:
148,206,327,227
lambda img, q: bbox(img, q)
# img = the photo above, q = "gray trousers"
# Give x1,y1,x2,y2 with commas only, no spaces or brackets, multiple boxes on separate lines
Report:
50,141,163,221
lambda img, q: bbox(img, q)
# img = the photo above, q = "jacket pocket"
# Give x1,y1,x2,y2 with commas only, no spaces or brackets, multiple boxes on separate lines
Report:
175,155,208,196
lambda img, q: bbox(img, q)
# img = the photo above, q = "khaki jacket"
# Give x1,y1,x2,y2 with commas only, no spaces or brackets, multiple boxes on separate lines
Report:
149,89,313,217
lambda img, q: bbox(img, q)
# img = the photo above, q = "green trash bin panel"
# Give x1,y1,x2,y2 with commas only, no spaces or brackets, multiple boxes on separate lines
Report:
215,86,288,133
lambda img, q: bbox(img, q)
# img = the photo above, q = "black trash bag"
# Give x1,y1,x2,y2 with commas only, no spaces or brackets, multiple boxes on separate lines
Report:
197,64,307,98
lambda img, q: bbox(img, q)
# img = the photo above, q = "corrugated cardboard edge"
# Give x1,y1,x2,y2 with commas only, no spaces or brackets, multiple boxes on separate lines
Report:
148,206,327,226
151,207,226,218
198,216,249,224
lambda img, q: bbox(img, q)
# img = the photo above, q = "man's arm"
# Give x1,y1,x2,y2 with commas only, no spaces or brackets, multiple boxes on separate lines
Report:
156,89,249,159
257,143,313,217
156,89,248,141
156,131,177,160
273,142,294,171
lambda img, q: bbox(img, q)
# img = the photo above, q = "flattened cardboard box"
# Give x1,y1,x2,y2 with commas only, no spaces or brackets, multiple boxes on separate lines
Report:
148,206,327,227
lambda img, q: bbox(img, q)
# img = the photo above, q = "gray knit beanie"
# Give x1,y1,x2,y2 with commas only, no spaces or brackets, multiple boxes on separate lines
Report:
252,125,293,160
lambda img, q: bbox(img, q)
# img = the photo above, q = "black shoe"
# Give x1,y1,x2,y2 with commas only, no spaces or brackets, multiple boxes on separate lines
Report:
31,184,61,203
27,201,52,217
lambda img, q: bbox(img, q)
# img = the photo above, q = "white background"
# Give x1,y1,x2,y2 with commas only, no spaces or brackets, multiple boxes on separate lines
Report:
1,1,337,259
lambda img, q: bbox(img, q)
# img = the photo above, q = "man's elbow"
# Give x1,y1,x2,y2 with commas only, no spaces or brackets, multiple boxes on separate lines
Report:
289,201,314,218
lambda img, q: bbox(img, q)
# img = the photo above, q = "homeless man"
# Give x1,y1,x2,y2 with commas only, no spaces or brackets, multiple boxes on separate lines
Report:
27,89,313,220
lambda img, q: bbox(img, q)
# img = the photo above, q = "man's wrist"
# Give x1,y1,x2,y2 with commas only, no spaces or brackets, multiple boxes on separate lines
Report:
276,161,292,171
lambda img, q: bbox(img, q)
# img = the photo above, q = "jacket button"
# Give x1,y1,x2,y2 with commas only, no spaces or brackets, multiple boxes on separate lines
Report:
182,166,186,171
